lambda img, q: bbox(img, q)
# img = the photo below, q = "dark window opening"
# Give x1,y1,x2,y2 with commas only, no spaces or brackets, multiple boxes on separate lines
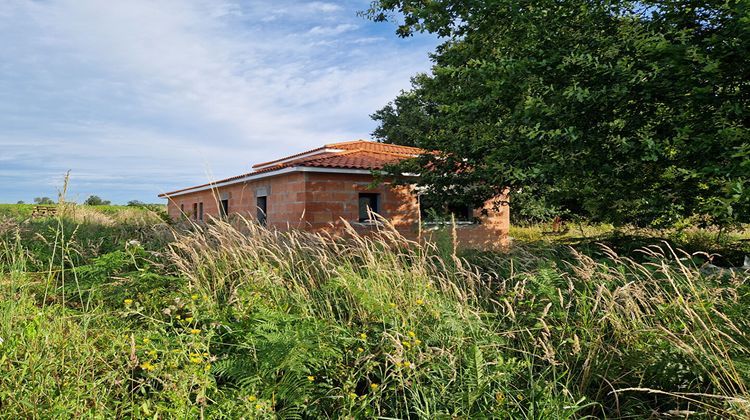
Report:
180,204,184,214
358,193,379,222
198,202,204,221
220,199,229,217
420,197,475,223
192,203,198,220
256,196,267,226
447,203,473,222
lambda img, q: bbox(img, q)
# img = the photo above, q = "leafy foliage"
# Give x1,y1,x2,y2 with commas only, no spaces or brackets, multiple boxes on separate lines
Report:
0,205,749,417
84,195,112,206
367,0,750,227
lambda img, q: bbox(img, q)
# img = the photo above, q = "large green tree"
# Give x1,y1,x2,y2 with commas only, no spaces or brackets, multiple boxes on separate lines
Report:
367,0,750,226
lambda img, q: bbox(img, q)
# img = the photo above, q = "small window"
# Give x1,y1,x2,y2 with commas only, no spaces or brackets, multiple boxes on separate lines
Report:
220,199,229,217
192,203,198,220
358,193,379,222
447,203,473,222
256,196,267,226
198,202,204,221
180,203,184,214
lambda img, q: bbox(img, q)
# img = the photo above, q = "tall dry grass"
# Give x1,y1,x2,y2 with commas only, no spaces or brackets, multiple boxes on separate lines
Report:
166,216,750,417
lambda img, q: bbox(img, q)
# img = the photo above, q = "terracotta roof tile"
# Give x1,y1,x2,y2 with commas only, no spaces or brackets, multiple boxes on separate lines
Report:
160,140,426,197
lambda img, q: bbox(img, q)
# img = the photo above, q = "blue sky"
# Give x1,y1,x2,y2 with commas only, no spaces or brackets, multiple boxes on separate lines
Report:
0,0,438,204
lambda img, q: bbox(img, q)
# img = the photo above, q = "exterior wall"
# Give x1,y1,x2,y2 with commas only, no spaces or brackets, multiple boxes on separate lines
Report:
301,172,420,237
164,171,509,250
165,172,307,229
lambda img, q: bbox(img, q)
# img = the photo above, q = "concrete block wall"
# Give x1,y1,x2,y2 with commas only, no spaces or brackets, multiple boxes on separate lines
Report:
165,171,509,249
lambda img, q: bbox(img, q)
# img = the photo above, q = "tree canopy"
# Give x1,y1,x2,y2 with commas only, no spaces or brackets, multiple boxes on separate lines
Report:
367,0,750,226
83,195,111,206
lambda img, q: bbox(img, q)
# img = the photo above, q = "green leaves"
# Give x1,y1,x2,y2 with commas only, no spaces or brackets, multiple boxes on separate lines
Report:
369,0,750,227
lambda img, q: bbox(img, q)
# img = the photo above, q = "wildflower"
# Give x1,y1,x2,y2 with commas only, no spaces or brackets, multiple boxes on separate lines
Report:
124,299,133,306
190,357,202,364
147,350,158,357
389,302,397,308
414,339,422,346
415,299,424,305
191,294,199,301
204,363,211,372
176,315,181,320
307,375,315,382
189,329,201,335
402,341,411,348
357,347,364,353
247,395,257,402
140,361,155,371
370,383,379,390
255,404,263,410
185,317,194,322
359,333,367,340
403,361,411,368
407,331,416,338
142,338,151,344
495,392,505,404
348,392,358,400
395,361,402,368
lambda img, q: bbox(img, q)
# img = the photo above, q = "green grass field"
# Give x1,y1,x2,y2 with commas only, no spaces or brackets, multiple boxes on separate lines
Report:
1,204,748,418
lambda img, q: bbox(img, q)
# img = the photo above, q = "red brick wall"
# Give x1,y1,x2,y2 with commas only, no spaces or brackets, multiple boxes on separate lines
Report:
164,170,509,249
165,172,307,229
301,172,420,236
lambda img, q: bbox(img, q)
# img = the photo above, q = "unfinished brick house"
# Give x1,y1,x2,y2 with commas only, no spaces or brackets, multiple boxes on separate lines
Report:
159,140,509,249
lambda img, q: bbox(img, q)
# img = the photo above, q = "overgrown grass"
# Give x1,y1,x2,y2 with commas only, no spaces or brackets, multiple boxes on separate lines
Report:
0,206,748,418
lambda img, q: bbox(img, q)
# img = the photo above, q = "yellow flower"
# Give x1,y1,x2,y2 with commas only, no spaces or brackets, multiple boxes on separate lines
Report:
307,375,315,382
495,392,505,404
255,403,263,410
204,363,211,372
403,361,411,368
147,350,158,357
395,361,402,368
185,317,194,322
191,294,199,300
190,357,202,364
124,299,133,306
389,302,397,308
416,299,424,305
357,347,364,353
142,338,150,344
403,341,411,348
348,392,358,399
140,362,155,371
407,331,416,338
247,395,257,402
414,339,422,346
189,329,201,335
359,333,367,340
370,383,379,390
176,315,181,320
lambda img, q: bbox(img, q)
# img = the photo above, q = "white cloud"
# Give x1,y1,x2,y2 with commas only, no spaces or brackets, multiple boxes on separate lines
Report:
308,23,359,36
307,2,342,13
0,0,438,203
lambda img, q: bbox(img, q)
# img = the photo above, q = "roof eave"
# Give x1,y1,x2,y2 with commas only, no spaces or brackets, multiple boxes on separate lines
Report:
159,166,417,199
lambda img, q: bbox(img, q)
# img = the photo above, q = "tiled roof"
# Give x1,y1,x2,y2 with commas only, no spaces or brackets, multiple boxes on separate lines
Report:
252,139,423,169
160,140,425,197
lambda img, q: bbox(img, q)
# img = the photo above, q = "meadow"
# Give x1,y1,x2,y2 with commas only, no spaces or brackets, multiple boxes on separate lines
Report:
0,204,748,418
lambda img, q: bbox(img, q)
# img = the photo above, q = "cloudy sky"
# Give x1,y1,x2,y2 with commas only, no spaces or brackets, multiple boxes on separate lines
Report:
0,0,438,204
